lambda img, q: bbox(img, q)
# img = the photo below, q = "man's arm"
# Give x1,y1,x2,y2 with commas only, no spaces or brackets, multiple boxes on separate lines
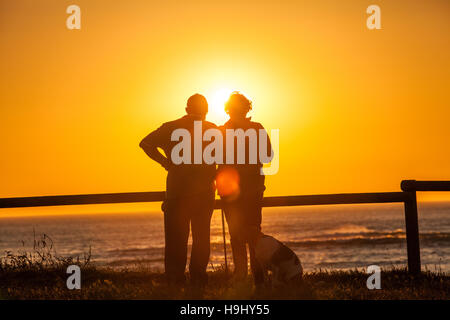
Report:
139,127,171,171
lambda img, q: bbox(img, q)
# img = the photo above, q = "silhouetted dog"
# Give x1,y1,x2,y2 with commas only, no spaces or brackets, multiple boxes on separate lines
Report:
254,233,303,287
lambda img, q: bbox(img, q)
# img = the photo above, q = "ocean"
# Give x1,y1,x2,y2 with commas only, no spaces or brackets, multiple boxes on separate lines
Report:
1,202,449,273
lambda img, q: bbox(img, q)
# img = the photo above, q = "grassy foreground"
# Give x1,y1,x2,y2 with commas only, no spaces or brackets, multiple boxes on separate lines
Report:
0,238,448,300
1,264,449,300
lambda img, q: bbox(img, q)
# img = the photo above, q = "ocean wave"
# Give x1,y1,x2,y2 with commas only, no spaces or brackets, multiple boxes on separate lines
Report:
104,257,164,267
95,230,450,259
291,231,450,247
210,231,450,248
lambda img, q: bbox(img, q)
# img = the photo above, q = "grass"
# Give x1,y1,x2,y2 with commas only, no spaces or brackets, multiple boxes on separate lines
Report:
0,237,448,300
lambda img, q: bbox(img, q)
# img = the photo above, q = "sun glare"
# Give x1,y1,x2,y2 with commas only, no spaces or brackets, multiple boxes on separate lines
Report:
206,88,234,124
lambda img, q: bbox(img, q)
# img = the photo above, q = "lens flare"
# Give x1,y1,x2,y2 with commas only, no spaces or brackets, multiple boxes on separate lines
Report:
216,167,240,198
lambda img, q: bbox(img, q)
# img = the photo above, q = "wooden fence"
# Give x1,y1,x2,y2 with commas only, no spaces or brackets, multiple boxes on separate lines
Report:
1,180,449,274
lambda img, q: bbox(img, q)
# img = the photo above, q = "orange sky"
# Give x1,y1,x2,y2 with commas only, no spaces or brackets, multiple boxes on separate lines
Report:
1,0,449,216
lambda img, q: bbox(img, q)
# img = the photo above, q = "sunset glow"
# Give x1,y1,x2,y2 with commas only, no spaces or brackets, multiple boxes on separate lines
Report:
206,87,234,124
0,0,449,217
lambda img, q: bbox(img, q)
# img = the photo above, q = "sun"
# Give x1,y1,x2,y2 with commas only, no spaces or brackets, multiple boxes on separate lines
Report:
206,88,234,124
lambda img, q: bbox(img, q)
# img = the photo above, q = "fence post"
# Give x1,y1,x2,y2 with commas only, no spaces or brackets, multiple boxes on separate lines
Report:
401,180,421,274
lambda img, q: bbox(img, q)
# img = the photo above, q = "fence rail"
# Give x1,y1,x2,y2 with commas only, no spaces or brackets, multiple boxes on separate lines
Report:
401,180,450,192
1,180,449,274
0,191,407,209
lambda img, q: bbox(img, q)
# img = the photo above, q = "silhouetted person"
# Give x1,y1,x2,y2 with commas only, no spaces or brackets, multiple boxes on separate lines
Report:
216,92,272,287
139,94,217,287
